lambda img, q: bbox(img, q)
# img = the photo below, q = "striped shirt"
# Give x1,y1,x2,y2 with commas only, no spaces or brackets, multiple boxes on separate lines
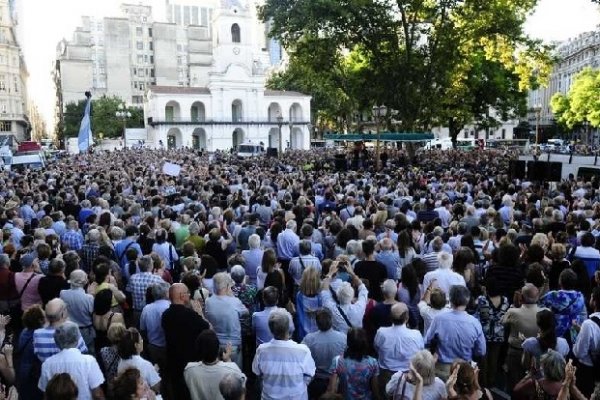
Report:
33,326,88,362
252,339,316,400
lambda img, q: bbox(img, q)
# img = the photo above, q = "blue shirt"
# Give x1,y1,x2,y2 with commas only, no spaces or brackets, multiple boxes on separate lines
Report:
276,229,299,261
425,310,486,363
376,250,401,280
241,248,263,285
302,329,347,378
252,306,295,346
140,299,170,347
114,238,143,270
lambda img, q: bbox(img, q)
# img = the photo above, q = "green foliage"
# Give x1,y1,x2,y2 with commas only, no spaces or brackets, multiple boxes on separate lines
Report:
62,95,144,140
260,0,552,140
551,68,600,130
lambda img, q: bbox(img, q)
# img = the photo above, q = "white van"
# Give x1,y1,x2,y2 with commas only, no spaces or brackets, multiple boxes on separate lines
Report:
236,143,264,158
9,153,45,171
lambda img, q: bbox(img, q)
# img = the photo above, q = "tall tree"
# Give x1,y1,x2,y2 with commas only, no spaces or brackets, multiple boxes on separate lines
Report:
260,0,551,144
550,67,600,143
61,95,144,141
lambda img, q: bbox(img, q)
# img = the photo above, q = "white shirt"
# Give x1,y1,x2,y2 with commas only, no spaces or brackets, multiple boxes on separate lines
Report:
418,300,450,338
252,339,316,400
320,281,369,333
118,355,161,388
573,246,600,259
422,268,466,295
573,312,600,366
38,348,104,400
374,324,424,372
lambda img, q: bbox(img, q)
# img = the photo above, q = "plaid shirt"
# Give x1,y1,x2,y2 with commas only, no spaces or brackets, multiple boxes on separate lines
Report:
79,242,100,273
126,272,165,311
61,229,84,251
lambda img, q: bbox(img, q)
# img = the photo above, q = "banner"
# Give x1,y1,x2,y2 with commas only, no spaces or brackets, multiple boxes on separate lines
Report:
78,95,92,152
162,162,181,177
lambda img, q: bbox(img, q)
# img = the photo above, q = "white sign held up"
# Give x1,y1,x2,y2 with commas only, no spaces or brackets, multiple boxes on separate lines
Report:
162,162,181,177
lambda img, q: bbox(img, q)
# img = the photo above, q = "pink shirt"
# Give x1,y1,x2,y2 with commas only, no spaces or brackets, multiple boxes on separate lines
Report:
14,271,42,311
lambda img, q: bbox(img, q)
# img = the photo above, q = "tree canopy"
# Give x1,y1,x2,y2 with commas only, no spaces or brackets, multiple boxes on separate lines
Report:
61,95,144,141
551,68,600,130
260,0,552,141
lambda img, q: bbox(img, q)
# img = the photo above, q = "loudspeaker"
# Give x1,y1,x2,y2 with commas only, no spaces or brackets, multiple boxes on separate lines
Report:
334,155,346,171
527,161,546,181
266,148,278,157
548,162,562,181
508,160,526,180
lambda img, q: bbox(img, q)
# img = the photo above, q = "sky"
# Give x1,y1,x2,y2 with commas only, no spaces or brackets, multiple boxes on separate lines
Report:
17,0,600,134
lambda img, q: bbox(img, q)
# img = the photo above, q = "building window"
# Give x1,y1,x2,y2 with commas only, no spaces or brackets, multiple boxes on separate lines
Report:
192,7,199,25
150,69,155,78
149,42,153,51
136,41,143,50
0,76,5,91
184,6,190,25
0,122,10,131
174,5,181,25
148,27,152,37
136,27,143,35
231,24,241,43
150,55,154,63
133,68,137,76
12,77,16,93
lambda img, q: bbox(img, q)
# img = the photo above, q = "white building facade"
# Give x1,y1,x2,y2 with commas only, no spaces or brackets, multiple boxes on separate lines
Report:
144,1,311,151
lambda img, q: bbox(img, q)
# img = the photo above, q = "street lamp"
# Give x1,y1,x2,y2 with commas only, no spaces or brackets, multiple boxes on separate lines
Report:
372,104,387,170
584,120,590,148
276,113,284,157
533,103,542,147
288,120,294,150
115,103,131,148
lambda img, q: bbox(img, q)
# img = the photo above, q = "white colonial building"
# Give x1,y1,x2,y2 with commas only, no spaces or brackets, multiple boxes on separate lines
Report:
144,0,311,151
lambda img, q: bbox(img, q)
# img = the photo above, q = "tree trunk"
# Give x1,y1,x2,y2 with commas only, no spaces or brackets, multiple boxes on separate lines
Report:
449,118,462,148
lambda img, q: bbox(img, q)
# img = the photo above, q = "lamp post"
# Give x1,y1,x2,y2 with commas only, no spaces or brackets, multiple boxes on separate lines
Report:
584,120,590,148
288,120,294,149
372,104,387,170
276,113,283,157
533,103,542,147
115,103,131,148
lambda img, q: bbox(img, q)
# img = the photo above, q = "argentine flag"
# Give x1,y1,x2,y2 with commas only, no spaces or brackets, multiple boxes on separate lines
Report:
78,95,92,152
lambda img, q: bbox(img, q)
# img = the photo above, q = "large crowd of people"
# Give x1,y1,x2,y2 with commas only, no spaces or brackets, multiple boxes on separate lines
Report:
0,145,599,400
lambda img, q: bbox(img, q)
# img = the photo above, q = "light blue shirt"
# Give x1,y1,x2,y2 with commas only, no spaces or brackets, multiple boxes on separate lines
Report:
289,255,321,286
140,299,170,347
242,248,263,285
302,329,347,378
276,229,300,261
374,324,424,372
376,250,401,280
252,306,295,346
205,295,249,346
425,310,486,363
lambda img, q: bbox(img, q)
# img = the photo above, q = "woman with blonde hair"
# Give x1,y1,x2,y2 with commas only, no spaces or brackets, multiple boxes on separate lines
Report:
296,267,322,340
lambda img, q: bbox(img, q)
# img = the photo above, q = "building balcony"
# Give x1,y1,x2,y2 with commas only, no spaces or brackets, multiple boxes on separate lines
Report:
149,117,310,126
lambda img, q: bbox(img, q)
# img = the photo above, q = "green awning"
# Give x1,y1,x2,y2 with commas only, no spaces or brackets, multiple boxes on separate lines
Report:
323,132,434,142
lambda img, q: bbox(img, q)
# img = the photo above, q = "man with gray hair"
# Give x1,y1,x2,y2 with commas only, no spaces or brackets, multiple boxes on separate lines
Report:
205,272,249,369
375,237,401,280
374,302,424,393
126,255,165,327
502,283,545,391
422,251,465,295
38,321,105,399
80,228,101,273
425,285,485,380
140,282,171,371
34,298,88,362
60,269,95,353
252,309,315,399
241,233,263,286
289,240,321,286
219,373,246,400
321,261,369,333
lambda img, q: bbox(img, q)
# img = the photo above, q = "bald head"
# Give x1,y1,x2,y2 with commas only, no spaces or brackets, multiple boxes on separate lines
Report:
521,283,539,304
380,238,393,251
46,298,67,325
169,283,190,305
391,302,409,325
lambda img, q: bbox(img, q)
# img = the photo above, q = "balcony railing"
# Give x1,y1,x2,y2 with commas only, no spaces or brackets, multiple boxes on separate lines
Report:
150,117,310,126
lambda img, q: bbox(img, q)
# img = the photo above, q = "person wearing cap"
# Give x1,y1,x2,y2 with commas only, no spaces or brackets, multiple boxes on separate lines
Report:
14,253,42,312
60,270,95,353
374,302,424,395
